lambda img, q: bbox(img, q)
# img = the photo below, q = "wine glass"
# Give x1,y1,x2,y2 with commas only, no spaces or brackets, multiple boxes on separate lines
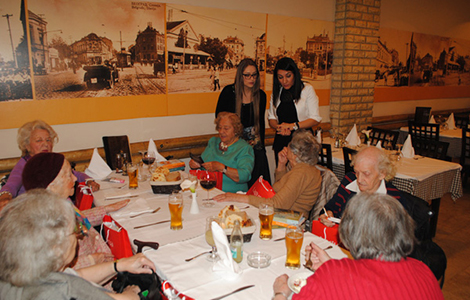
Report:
198,171,217,207
205,216,220,262
141,151,156,179
395,143,403,160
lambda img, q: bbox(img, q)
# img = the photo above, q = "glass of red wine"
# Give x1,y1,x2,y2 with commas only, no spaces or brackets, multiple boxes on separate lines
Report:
141,151,156,180
198,171,217,207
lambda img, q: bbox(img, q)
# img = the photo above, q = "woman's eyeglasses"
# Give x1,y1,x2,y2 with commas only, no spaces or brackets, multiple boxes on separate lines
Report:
242,73,258,79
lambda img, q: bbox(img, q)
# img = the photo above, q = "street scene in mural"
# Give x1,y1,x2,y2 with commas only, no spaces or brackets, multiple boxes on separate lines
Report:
28,0,166,100
0,0,32,101
375,28,470,87
265,15,335,91
165,4,266,94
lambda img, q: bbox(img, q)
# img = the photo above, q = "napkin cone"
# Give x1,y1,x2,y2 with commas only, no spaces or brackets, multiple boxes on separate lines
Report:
401,135,415,158
429,115,436,124
316,130,322,144
376,141,383,149
345,124,361,147
211,221,242,279
148,138,167,162
447,113,456,130
85,148,112,179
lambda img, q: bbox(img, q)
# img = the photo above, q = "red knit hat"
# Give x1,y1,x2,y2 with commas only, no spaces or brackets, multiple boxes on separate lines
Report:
23,152,65,190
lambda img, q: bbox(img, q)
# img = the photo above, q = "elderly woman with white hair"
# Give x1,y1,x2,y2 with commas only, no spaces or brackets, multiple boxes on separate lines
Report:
273,194,444,300
0,189,155,300
214,130,322,215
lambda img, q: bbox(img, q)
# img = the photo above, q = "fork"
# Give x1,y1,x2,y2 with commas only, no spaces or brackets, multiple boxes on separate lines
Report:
185,250,212,262
130,207,161,218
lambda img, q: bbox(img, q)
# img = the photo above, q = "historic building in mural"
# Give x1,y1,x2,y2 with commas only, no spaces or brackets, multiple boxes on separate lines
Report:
255,33,266,71
134,23,165,64
71,33,114,65
223,36,244,66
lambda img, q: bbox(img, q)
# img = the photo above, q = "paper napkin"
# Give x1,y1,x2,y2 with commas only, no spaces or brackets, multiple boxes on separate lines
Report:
85,148,112,179
112,198,151,218
345,124,361,147
429,115,436,124
211,221,242,279
376,141,383,149
447,113,456,130
148,138,167,162
316,130,322,145
401,134,415,158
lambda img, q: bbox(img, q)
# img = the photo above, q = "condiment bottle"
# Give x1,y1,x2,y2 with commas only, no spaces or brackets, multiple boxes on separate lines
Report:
230,220,243,263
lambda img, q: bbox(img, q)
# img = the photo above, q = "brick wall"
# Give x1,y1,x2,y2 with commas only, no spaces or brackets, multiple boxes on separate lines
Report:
330,0,381,137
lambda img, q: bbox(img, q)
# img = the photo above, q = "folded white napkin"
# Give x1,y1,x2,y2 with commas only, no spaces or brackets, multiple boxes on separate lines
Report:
447,113,456,130
376,141,382,149
148,138,167,162
345,124,361,147
429,115,436,124
112,198,151,217
316,130,322,145
401,135,415,158
211,221,241,279
85,148,112,179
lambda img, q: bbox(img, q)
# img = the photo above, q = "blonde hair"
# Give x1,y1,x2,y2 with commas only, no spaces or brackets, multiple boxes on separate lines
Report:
17,120,58,156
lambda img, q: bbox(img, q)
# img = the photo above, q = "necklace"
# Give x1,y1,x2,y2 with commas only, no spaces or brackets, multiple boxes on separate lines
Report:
219,138,238,154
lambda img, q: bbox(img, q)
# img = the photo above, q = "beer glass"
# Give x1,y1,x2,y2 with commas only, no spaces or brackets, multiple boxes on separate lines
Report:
285,226,304,269
259,200,274,240
127,163,139,189
168,191,183,230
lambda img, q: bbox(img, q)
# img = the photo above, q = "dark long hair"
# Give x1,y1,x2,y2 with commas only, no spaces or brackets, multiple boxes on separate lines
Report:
272,57,304,107
234,58,261,138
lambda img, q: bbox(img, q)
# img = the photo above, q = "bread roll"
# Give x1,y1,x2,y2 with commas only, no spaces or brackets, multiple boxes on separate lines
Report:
165,172,181,182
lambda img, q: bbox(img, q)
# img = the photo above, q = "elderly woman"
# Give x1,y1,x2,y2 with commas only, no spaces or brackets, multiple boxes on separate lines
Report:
273,194,444,300
22,152,116,269
320,146,407,226
0,189,155,299
214,130,322,215
0,120,127,222
189,112,254,193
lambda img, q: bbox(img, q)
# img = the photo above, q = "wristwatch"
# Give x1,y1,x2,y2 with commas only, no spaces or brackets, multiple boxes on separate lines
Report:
223,165,228,174
292,122,299,131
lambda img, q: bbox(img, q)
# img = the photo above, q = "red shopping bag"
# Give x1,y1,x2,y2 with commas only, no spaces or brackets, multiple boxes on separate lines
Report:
189,169,223,190
310,220,340,245
247,176,275,198
75,182,94,211
102,215,133,259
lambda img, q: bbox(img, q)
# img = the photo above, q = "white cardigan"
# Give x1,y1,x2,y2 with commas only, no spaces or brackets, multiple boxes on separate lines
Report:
267,83,322,124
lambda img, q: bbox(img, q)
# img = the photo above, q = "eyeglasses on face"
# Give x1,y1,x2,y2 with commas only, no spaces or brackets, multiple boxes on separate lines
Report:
242,73,258,79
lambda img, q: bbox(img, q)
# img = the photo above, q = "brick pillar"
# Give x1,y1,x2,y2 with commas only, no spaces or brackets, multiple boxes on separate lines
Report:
330,0,380,136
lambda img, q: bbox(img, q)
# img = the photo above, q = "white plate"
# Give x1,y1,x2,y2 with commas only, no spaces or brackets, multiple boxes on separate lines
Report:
288,271,312,294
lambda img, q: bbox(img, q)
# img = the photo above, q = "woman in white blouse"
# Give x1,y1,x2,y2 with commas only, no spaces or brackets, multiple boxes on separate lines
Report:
268,57,322,166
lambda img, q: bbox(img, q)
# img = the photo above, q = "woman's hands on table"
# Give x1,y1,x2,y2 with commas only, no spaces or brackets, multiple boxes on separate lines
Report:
214,192,249,203
319,210,335,227
104,199,130,214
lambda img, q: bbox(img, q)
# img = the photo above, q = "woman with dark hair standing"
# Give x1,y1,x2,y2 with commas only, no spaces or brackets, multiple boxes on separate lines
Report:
268,57,322,166
215,58,271,186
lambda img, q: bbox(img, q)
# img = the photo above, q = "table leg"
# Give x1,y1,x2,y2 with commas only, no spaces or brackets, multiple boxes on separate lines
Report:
429,198,441,238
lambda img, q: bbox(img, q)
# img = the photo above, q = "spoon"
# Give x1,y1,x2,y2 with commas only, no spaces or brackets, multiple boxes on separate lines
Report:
185,250,212,262
303,245,333,271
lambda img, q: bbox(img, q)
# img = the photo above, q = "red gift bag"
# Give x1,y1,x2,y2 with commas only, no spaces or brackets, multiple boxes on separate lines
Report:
310,220,340,245
102,215,133,259
247,176,275,198
75,182,94,211
189,170,223,190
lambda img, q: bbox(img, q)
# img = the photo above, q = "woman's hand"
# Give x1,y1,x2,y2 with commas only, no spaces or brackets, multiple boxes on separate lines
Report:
189,159,201,169
305,242,332,271
277,123,293,136
87,180,100,192
104,199,130,214
117,253,156,274
319,210,335,227
121,285,141,299
273,274,292,299
213,192,249,204
202,161,224,172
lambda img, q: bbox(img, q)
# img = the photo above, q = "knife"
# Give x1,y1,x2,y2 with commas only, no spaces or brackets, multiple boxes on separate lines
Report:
209,285,255,300
134,219,171,229
105,194,138,200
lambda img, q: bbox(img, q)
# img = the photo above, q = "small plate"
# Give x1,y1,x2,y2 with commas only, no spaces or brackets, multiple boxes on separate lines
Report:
288,271,312,294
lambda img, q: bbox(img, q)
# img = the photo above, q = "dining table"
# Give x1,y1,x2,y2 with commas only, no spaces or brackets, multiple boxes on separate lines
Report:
93,174,349,299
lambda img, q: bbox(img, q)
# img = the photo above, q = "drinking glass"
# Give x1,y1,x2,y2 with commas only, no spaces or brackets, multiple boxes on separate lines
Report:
395,143,403,160
285,226,304,269
168,191,183,230
198,171,217,207
259,200,274,240
205,216,220,262
141,151,156,180
127,163,139,189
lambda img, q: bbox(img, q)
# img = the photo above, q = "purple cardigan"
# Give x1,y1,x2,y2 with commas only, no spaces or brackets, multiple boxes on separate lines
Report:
0,155,89,198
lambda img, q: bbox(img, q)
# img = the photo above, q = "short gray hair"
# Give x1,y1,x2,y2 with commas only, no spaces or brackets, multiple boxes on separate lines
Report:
288,130,320,166
339,193,416,262
17,120,58,156
0,189,74,286
353,146,396,181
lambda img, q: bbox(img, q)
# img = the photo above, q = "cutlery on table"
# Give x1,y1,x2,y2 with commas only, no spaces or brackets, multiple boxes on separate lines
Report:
185,250,212,262
274,237,285,242
105,194,138,200
130,207,161,218
134,219,171,229
303,246,333,271
209,285,255,300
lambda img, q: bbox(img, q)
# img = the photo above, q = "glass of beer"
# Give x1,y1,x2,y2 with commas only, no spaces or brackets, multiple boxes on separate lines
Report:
127,163,139,189
259,200,274,240
285,226,304,269
168,191,183,230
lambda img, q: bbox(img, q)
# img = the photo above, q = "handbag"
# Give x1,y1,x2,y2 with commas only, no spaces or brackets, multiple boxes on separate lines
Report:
102,215,133,259
310,220,340,245
112,271,163,300
247,176,275,198
75,182,94,211
189,169,223,190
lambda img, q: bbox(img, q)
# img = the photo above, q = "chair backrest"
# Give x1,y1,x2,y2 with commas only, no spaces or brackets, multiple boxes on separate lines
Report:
342,147,357,174
367,127,399,149
461,128,470,166
415,107,432,123
308,165,340,221
454,114,469,129
318,143,333,171
408,120,440,142
102,135,132,170
412,138,449,160
401,191,433,241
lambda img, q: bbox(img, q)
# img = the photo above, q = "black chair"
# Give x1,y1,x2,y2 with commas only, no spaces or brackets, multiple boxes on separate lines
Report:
412,138,449,161
367,126,399,149
408,120,439,142
454,114,469,129
102,135,132,170
318,143,333,171
414,107,432,124
460,128,470,186
342,147,357,174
